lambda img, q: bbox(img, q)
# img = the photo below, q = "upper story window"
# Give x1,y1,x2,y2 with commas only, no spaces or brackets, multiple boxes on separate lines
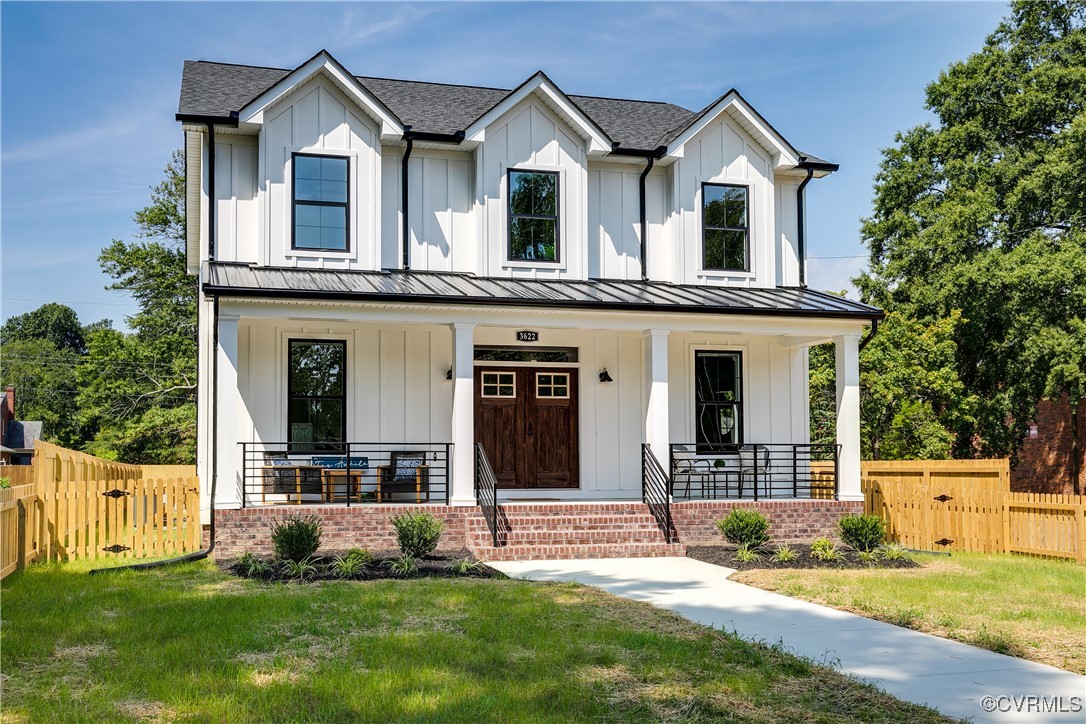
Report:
288,339,346,450
293,154,349,252
702,183,749,272
508,169,559,262
694,350,742,452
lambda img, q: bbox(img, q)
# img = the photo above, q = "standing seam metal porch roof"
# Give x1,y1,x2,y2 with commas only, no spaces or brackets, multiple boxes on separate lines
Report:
205,263,883,320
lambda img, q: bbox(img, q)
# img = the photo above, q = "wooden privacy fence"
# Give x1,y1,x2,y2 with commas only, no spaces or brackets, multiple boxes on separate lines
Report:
861,459,1085,562
0,441,200,580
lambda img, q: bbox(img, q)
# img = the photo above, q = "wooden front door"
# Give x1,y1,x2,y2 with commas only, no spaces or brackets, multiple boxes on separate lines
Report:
474,367,579,489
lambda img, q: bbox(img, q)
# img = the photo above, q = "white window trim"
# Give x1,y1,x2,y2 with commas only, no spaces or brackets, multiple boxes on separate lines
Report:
481,370,517,398
696,178,756,278
285,146,360,258
687,342,749,449
500,162,569,272
536,371,571,399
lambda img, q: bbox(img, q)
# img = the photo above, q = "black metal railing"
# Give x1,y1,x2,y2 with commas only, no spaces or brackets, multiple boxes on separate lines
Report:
668,443,840,501
239,442,451,507
642,444,674,543
474,443,501,547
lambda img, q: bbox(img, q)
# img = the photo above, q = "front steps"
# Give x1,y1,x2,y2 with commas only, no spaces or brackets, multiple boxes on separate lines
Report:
467,502,685,561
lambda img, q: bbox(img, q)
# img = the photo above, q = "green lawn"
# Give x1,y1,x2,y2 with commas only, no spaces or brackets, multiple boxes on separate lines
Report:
733,552,1086,674
1,560,949,722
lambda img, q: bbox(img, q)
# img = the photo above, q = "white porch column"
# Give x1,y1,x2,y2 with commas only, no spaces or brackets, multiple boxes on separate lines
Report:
834,334,862,501
643,329,671,464
449,322,477,506
213,312,242,510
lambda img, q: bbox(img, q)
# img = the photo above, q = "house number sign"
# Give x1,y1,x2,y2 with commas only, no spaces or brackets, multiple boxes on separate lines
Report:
516,330,539,342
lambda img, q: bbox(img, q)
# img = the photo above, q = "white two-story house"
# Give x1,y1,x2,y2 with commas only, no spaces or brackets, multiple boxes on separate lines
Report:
179,51,881,557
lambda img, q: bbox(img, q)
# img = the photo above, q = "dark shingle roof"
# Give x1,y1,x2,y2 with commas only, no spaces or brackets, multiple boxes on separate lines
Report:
205,263,882,320
178,58,829,159
5,421,42,451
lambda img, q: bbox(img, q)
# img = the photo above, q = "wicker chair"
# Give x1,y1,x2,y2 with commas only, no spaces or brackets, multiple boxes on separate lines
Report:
262,454,322,505
376,452,430,503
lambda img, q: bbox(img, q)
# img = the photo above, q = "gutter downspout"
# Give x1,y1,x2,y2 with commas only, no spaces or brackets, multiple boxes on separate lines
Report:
401,131,414,271
796,166,814,288
858,317,879,352
91,125,221,574
638,156,654,281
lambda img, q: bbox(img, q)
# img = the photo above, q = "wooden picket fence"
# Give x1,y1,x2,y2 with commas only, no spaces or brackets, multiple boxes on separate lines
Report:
0,441,201,580
859,459,1085,562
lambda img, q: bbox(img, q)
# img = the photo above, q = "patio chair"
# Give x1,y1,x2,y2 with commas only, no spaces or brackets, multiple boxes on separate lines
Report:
261,454,322,505
670,444,716,500
736,444,771,499
376,451,430,503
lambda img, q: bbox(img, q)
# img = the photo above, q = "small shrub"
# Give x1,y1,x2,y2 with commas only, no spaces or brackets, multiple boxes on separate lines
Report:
838,514,886,552
390,512,444,558
271,515,322,562
343,547,373,566
716,509,770,547
810,537,843,562
770,543,798,563
879,543,911,562
383,554,418,576
450,557,483,575
236,551,271,578
856,550,881,566
281,557,318,581
331,553,368,579
733,543,762,563
0,477,10,489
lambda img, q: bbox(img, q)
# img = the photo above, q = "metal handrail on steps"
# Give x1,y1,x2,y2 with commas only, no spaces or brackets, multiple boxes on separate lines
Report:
474,443,501,548
641,444,674,543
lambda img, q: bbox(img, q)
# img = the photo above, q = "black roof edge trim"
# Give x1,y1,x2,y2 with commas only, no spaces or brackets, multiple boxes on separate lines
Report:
203,282,884,321
608,145,668,159
403,129,466,143
176,112,240,126
797,159,840,172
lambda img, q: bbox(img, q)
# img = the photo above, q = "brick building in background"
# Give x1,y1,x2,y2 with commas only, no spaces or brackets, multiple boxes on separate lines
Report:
1011,394,1084,496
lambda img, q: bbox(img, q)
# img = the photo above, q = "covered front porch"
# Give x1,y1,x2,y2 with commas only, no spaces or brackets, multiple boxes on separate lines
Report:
198,263,876,521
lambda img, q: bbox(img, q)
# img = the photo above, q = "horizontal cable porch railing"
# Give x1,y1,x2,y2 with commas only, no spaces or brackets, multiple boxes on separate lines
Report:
669,443,839,501
239,442,451,507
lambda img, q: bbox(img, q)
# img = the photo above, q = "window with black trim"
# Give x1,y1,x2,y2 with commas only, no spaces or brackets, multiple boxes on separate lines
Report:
288,340,346,450
702,183,749,271
694,350,742,451
508,169,559,262
293,154,349,252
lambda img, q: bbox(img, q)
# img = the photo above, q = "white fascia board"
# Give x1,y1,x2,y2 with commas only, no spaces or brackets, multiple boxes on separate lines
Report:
463,73,612,155
237,51,403,140
666,92,800,168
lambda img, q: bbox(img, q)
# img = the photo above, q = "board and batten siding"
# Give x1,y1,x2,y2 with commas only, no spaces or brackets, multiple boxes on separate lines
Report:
259,76,382,271
479,97,589,280
586,162,667,281
380,147,475,273
213,134,259,264
669,114,778,287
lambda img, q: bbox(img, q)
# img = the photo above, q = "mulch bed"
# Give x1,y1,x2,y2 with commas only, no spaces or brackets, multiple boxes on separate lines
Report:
220,548,505,583
686,544,919,571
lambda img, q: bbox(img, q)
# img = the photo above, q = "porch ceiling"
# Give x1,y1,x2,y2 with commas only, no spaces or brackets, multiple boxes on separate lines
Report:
205,263,883,321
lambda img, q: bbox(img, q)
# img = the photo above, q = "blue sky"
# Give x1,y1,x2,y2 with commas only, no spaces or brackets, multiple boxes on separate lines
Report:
1,1,1009,330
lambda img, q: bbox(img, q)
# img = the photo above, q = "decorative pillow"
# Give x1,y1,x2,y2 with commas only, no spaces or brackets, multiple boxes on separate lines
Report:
393,453,425,480
268,458,299,467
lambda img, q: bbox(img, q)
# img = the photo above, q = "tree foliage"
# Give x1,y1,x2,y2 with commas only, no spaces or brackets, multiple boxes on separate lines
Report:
78,150,197,463
854,1,1086,484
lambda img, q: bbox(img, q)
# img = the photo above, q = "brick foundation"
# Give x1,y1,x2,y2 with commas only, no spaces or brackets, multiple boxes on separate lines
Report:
671,499,863,544
214,505,480,559
213,498,863,561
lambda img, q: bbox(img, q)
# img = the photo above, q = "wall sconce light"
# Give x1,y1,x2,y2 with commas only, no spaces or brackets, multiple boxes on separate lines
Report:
445,369,453,380
598,368,614,383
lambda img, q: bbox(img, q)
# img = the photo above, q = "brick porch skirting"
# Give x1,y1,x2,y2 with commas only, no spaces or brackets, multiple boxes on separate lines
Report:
213,499,864,560
671,499,864,544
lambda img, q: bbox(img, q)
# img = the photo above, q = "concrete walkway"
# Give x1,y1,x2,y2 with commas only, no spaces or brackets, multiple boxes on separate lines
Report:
491,557,1085,723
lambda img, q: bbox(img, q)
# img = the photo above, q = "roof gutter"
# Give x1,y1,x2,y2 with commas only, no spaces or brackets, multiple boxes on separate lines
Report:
401,130,414,271
175,112,240,127
609,146,667,282
858,317,879,352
